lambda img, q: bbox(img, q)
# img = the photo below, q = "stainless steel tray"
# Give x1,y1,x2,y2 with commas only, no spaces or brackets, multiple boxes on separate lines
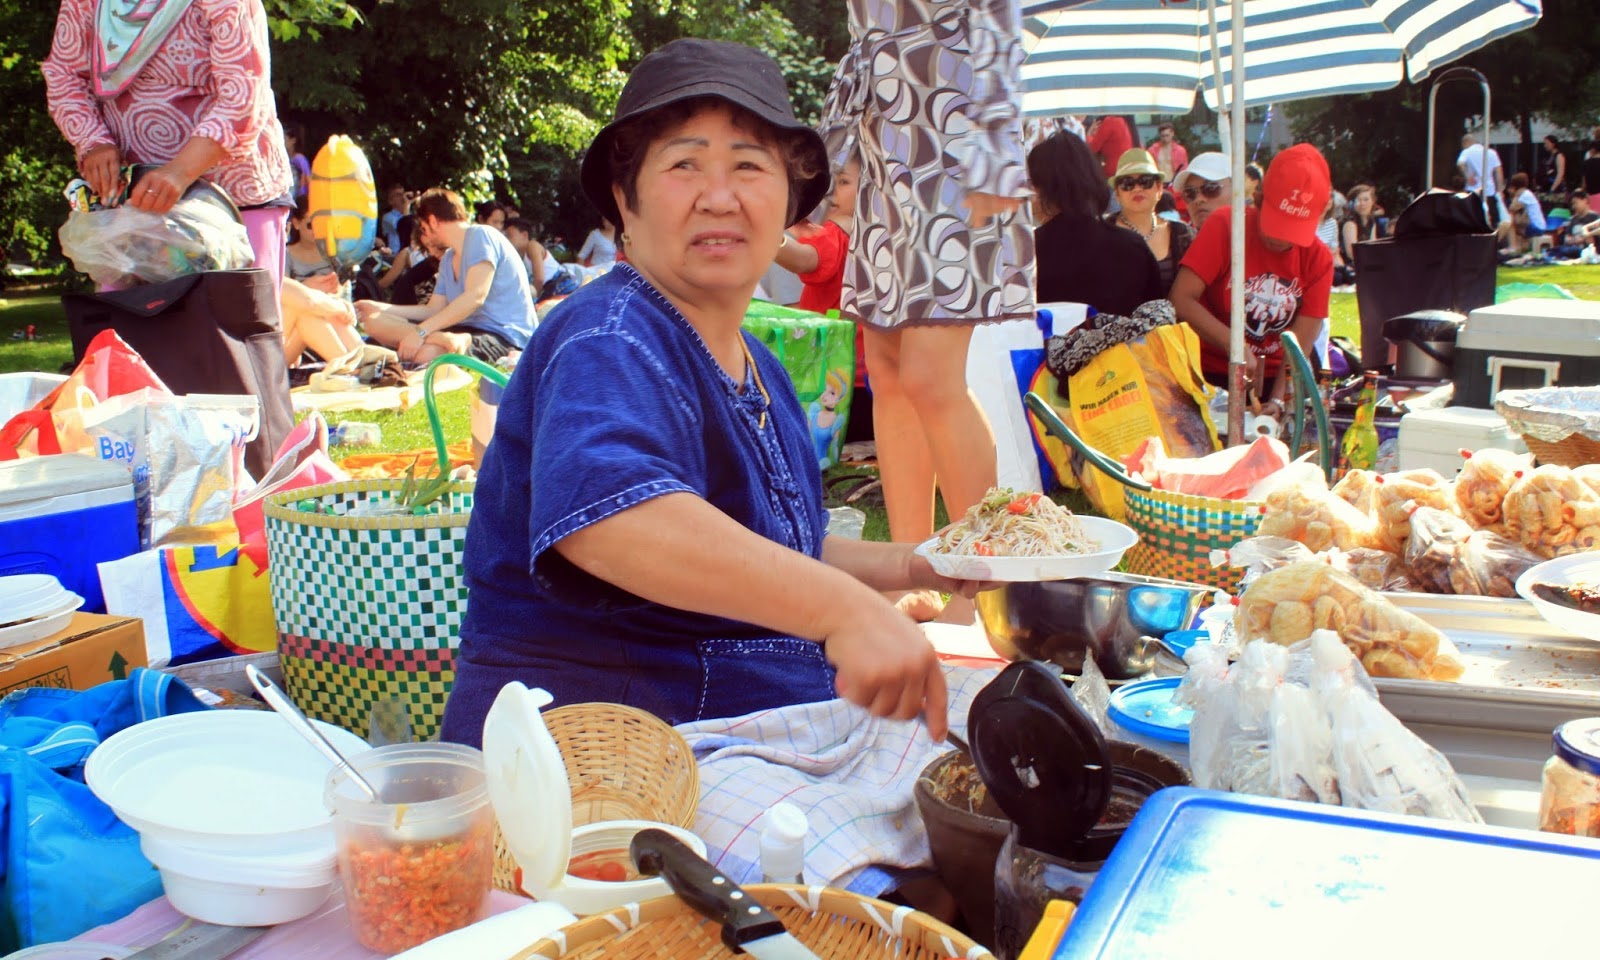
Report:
1358,592,1600,822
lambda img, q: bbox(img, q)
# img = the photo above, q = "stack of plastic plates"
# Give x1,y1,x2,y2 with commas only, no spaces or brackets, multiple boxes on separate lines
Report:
0,574,84,650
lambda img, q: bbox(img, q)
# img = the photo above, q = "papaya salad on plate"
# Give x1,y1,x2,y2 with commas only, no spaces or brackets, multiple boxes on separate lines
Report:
913,488,1138,582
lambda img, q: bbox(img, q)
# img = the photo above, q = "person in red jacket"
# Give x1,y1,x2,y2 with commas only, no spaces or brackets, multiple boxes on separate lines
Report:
1170,143,1333,424
1086,115,1134,179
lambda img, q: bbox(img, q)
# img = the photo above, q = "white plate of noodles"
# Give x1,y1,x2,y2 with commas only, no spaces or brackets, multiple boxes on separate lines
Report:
913,489,1139,582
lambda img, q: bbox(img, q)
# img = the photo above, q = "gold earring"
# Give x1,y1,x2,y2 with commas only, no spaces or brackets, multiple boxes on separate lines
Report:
620,232,631,245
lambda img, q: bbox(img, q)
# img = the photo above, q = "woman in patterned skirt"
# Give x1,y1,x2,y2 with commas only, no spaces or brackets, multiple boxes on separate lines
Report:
42,0,294,289
821,0,1035,621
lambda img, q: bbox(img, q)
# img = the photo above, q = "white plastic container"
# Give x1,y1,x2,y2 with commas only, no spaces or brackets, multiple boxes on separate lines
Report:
87,711,370,855
482,683,708,917
140,833,337,926
1397,405,1528,476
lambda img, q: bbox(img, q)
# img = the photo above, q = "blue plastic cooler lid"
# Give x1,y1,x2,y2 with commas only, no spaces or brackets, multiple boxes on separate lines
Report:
1054,787,1600,960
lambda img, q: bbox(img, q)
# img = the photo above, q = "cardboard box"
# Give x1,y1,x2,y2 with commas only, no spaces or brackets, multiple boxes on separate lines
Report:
0,612,147,697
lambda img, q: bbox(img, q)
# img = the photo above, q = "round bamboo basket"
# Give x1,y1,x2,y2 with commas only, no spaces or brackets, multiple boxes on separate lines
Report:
1522,434,1600,468
492,702,700,893
517,884,996,960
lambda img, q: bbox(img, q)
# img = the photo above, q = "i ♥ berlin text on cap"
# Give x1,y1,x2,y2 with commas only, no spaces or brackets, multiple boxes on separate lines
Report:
1259,143,1331,247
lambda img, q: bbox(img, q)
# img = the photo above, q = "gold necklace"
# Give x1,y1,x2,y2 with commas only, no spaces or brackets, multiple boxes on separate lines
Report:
739,338,770,429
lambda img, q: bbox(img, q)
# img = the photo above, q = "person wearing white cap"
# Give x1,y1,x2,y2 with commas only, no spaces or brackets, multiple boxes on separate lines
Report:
1173,152,1233,233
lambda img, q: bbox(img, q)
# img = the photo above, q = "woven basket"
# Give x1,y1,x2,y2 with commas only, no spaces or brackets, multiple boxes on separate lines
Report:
492,702,701,894
1122,487,1263,592
263,478,474,741
1520,435,1600,468
519,884,995,959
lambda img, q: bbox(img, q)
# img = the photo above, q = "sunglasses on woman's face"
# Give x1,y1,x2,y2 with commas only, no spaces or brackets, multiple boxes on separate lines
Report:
1182,181,1226,202
1116,175,1161,191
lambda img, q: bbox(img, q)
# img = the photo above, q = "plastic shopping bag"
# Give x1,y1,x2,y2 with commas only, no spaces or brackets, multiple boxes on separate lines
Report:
232,412,349,571
98,544,275,667
59,191,252,288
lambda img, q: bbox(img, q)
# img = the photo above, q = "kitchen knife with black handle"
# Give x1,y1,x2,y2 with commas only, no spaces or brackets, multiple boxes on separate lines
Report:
631,828,822,960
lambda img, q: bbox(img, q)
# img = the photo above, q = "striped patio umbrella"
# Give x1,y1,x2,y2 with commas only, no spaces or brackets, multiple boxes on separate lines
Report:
1017,0,1542,441
1020,0,1545,117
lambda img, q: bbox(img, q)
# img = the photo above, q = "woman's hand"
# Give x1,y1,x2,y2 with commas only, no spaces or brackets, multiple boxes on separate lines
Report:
824,603,949,740
963,192,1022,228
80,144,124,205
126,163,194,215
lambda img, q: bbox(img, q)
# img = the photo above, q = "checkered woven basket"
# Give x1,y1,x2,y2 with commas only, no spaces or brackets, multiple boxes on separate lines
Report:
262,479,474,740
1122,487,1263,591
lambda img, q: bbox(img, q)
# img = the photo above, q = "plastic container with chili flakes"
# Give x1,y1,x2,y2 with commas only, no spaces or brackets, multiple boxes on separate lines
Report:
1539,717,1600,839
325,742,495,954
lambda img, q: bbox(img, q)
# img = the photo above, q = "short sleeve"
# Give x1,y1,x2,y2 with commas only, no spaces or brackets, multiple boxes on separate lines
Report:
462,226,500,273
1296,245,1333,320
797,223,846,286
1179,210,1230,284
527,329,707,563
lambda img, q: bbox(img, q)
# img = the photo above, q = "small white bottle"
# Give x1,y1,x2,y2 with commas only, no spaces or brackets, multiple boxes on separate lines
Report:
759,802,809,884
1198,590,1235,645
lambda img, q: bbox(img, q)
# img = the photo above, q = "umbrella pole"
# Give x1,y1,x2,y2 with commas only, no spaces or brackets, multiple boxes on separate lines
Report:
1226,0,1249,445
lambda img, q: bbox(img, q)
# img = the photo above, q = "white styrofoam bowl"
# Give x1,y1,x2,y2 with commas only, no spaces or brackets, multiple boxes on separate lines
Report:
141,833,337,926
1517,553,1600,642
914,515,1140,582
86,710,371,856
0,595,83,651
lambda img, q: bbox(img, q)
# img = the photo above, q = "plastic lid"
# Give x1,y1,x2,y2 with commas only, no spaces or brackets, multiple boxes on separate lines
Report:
0,574,72,627
1553,718,1600,777
481,683,572,899
759,803,808,881
1160,630,1209,660
1107,677,1194,744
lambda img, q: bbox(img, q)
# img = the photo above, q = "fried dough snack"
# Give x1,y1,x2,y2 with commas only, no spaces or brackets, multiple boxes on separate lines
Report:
1256,467,1380,554
1454,449,1530,531
1236,562,1464,681
1332,469,1379,512
1370,469,1452,554
1502,465,1600,559
1575,464,1600,499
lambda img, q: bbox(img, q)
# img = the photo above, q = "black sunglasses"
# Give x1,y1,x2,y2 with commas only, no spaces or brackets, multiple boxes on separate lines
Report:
1182,181,1226,202
1116,174,1161,191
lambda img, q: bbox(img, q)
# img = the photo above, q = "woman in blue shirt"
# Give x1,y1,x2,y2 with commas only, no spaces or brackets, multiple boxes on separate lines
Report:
439,39,968,748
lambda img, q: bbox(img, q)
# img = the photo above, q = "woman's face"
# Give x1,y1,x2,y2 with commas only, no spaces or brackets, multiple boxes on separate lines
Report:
1116,173,1160,214
614,104,790,303
1353,190,1374,216
483,209,506,231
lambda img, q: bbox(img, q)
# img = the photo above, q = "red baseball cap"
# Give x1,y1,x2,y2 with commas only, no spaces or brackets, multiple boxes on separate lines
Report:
1259,143,1331,247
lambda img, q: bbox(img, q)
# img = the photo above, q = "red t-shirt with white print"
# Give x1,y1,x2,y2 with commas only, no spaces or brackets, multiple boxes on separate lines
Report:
1179,205,1332,379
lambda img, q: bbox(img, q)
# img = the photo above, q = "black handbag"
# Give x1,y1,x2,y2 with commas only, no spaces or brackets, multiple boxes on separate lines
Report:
62,269,293,478
1393,189,1492,237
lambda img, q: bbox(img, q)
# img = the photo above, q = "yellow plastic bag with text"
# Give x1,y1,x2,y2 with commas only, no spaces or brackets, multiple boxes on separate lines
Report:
1030,324,1218,520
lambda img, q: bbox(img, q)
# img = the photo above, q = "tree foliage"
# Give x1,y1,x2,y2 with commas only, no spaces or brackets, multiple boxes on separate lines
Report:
1284,0,1597,210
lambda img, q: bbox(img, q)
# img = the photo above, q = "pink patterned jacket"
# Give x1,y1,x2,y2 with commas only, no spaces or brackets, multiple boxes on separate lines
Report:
42,0,292,208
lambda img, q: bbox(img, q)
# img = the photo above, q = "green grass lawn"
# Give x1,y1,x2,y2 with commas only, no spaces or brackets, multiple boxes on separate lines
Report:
7,263,1599,536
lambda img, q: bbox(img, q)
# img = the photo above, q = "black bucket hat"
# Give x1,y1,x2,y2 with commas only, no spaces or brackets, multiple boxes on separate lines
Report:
580,38,831,228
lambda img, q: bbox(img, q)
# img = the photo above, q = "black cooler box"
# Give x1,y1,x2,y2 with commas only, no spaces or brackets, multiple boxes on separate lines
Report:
1453,298,1600,407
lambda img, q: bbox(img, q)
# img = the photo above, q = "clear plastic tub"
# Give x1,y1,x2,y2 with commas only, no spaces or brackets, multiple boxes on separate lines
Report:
325,742,495,953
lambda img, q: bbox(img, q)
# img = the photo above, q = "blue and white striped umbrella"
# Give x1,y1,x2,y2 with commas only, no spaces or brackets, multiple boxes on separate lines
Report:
1020,0,1544,116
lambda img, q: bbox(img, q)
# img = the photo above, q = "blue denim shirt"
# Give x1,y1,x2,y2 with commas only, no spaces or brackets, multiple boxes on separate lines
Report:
440,264,834,747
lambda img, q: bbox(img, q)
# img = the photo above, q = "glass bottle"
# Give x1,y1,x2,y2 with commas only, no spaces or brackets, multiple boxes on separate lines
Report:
1339,371,1380,474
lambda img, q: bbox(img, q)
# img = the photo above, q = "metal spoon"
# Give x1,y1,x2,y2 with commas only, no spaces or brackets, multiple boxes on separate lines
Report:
245,663,381,803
